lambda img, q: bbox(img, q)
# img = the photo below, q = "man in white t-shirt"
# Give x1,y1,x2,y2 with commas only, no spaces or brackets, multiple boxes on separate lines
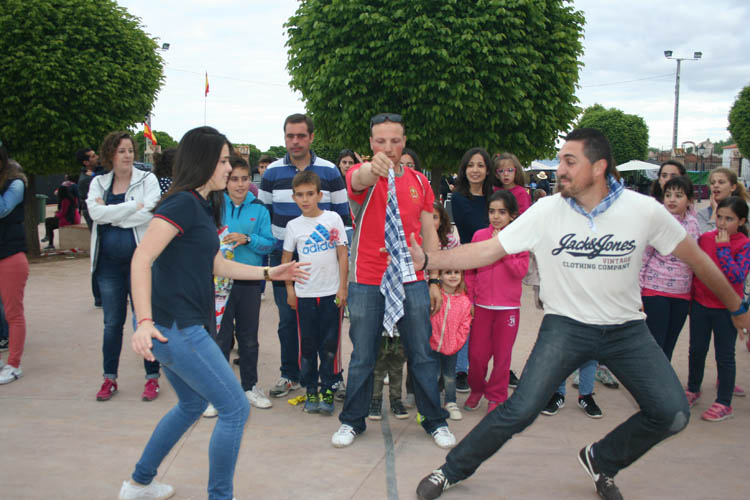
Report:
412,128,750,500
282,170,348,416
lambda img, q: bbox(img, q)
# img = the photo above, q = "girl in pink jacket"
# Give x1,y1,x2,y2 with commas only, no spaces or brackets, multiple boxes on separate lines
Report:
464,191,529,413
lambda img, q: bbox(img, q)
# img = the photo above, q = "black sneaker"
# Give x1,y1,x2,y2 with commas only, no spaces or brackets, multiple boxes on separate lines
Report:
368,398,382,420
456,372,469,393
0,338,8,352
416,468,456,500
391,398,409,419
578,444,623,500
578,394,603,418
509,370,520,389
232,357,240,365
541,392,565,416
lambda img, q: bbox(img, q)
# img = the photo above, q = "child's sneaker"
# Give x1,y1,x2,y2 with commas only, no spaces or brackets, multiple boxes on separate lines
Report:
96,378,118,400
141,379,160,402
0,364,22,385
431,426,456,449
202,403,218,418
463,392,481,411
578,394,603,418
595,365,619,389
541,392,565,416
332,380,347,401
368,398,382,420
701,402,734,422
318,389,335,416
735,385,746,397
0,338,8,352
445,402,462,421
685,389,701,408
118,479,175,500
455,372,469,393
269,377,300,398
303,393,320,413
508,370,520,389
331,424,357,448
391,398,409,419
487,401,501,414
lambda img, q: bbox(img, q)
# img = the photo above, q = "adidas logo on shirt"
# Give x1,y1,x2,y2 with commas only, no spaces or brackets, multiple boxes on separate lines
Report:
302,224,336,254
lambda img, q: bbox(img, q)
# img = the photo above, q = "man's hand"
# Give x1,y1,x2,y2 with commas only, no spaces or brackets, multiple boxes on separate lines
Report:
408,233,426,270
369,151,393,178
429,282,442,316
223,232,249,249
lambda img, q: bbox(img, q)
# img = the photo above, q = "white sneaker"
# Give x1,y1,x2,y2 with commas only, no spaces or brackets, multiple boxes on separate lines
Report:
118,479,175,500
331,424,357,448
246,385,272,409
202,403,218,418
0,364,22,385
383,373,389,385
445,402,462,421
431,426,456,449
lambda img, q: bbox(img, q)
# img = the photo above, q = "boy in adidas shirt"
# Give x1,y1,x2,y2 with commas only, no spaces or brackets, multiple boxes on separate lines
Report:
282,171,348,415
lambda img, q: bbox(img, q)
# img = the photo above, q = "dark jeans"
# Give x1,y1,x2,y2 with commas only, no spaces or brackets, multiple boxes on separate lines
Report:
215,280,262,391
642,294,690,360
340,281,448,434
0,299,7,340
44,216,60,246
436,351,458,404
688,301,737,406
441,314,689,483
97,243,159,379
270,250,299,382
297,294,341,393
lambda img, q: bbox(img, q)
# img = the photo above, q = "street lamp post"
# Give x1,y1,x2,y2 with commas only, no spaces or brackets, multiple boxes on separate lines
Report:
664,50,702,155
697,144,705,171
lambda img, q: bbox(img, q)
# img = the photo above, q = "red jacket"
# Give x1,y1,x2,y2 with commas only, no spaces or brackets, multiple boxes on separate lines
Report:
55,198,81,227
465,226,529,308
430,290,472,355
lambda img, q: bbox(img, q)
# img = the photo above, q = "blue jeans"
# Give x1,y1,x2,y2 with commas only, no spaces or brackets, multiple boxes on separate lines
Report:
688,301,737,406
441,314,689,482
456,335,469,374
132,323,249,500
340,281,448,434
297,295,341,393
270,250,299,382
557,359,597,396
643,294,690,361
97,244,159,379
436,352,458,404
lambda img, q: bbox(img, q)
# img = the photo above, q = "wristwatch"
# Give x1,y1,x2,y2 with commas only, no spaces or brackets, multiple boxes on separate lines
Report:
730,300,749,316
263,266,272,281
428,278,441,286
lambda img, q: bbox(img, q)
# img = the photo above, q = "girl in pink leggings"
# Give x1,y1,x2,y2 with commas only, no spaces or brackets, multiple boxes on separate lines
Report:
0,142,29,385
464,190,529,413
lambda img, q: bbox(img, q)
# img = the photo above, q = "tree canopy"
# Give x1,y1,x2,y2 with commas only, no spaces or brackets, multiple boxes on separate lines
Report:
728,85,750,159
135,130,178,161
577,104,649,166
0,0,164,176
285,0,584,170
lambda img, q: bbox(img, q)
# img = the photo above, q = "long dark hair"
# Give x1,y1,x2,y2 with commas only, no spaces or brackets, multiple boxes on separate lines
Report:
651,160,686,201
717,196,749,236
401,147,423,173
153,147,177,179
433,201,452,247
455,147,492,197
57,184,78,224
161,126,232,227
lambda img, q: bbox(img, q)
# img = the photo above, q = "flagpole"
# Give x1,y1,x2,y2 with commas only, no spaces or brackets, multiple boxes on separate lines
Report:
204,95,207,125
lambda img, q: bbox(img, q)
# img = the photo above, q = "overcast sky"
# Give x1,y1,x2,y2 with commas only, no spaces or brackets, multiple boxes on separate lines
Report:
118,0,750,154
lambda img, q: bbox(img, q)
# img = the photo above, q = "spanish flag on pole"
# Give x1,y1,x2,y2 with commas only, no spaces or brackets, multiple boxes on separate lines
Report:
144,123,157,145
205,72,210,96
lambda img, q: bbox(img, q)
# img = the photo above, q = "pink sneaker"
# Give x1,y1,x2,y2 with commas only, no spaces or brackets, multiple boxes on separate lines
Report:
701,402,734,422
142,378,160,401
685,389,700,408
96,378,118,401
715,380,745,397
487,401,501,414
464,392,482,411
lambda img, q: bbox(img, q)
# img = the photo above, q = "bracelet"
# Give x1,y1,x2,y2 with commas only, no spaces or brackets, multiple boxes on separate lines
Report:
420,251,429,272
263,266,272,281
730,300,749,316
137,317,153,326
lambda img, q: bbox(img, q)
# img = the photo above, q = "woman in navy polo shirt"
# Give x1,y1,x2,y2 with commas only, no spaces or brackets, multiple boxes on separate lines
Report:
119,127,308,500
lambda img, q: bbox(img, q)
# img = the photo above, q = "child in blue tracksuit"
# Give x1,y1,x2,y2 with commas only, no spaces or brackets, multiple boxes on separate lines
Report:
214,156,275,410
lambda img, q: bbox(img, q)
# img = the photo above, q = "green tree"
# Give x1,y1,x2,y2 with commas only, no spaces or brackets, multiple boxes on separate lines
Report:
577,104,649,166
728,85,750,159
264,146,288,159
134,130,178,161
285,0,584,187
0,0,163,254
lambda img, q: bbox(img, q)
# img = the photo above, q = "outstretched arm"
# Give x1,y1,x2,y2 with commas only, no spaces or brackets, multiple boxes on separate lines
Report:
409,232,507,272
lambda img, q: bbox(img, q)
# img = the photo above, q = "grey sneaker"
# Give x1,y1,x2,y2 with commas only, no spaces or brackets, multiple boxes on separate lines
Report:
118,479,175,500
416,468,456,500
269,377,300,398
578,444,623,500
332,379,346,401
595,365,620,389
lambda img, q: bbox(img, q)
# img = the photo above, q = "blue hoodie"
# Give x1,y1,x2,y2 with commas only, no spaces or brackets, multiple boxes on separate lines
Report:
222,191,274,266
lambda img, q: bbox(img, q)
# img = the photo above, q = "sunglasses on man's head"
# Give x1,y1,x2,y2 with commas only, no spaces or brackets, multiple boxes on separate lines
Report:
370,113,402,128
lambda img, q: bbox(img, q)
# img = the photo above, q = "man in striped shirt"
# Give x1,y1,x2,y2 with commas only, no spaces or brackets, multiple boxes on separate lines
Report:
258,113,351,398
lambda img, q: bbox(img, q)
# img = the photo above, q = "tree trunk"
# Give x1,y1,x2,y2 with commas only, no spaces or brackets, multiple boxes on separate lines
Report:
24,173,41,258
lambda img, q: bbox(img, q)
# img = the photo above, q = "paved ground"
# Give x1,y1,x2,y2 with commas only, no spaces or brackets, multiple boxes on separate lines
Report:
1,217,749,499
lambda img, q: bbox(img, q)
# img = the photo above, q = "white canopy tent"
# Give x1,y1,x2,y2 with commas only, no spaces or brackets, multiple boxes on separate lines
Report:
526,160,558,171
615,160,659,172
